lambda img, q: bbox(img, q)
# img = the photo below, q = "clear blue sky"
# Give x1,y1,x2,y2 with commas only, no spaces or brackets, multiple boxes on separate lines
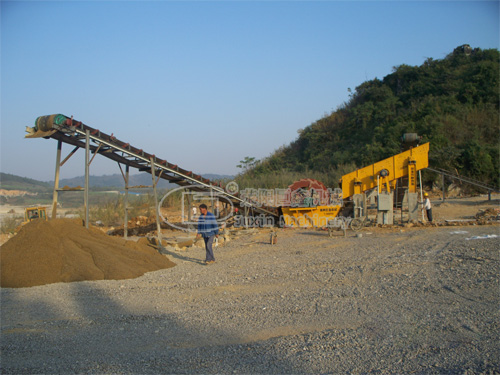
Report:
1,0,498,181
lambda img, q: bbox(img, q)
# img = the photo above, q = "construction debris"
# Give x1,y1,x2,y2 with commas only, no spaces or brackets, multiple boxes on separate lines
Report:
475,208,500,224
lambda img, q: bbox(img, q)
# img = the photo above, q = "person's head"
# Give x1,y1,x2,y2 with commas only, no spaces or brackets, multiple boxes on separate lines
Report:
199,204,208,214
424,193,429,197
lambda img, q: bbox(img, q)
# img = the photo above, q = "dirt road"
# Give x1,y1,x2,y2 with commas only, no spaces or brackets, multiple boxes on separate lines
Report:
1,221,499,374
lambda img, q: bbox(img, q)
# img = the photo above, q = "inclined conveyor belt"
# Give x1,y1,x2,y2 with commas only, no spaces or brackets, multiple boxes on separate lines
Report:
26,114,278,218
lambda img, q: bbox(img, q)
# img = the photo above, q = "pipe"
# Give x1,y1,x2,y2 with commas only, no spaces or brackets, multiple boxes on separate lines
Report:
419,170,424,222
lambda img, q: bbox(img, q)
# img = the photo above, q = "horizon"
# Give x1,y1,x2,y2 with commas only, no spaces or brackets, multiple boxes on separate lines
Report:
0,170,236,185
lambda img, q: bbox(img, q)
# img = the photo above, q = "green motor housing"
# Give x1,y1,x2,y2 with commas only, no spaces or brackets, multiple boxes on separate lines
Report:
34,114,68,132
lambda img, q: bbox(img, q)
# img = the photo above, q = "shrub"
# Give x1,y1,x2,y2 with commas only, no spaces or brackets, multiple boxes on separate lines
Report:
1,215,23,234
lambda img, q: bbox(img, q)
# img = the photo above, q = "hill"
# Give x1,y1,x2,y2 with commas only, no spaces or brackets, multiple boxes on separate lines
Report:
0,172,234,192
0,173,52,192
247,45,499,189
0,172,234,207
49,173,234,190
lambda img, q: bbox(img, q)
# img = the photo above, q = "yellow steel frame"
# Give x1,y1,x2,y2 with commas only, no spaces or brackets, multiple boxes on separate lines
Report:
341,143,429,200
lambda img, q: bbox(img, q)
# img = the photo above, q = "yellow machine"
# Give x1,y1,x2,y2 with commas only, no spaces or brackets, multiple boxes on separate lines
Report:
340,142,429,197
281,142,429,228
23,206,48,224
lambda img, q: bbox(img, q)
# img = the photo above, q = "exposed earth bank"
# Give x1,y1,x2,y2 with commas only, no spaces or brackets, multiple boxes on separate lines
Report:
1,220,499,373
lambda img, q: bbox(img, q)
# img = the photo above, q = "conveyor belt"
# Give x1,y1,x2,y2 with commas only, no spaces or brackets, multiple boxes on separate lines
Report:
26,114,278,218
426,167,499,193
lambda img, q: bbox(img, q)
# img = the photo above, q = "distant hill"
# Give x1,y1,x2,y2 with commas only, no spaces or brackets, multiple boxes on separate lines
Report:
247,45,499,189
0,172,235,192
50,173,234,190
0,173,52,192
50,173,172,190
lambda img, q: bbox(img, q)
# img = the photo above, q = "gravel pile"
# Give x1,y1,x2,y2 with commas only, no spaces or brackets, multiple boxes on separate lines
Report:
1,225,499,374
0,219,175,288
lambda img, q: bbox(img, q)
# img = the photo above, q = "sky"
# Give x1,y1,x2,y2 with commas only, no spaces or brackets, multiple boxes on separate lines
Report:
1,0,499,182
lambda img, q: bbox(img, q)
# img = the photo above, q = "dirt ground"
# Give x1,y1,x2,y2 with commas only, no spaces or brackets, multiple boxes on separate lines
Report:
1,194,499,373
428,194,499,221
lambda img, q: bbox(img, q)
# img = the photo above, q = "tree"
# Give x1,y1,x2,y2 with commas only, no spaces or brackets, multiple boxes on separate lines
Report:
237,46,499,188
237,157,258,173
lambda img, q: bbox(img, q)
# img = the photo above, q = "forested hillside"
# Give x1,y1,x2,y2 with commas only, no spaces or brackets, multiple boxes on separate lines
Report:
249,45,499,188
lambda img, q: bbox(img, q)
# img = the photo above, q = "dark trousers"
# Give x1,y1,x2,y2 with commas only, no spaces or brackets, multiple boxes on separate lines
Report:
426,209,433,222
203,235,216,261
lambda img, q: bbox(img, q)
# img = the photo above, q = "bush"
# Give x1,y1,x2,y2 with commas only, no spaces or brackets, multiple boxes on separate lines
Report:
1,215,23,234
78,194,158,226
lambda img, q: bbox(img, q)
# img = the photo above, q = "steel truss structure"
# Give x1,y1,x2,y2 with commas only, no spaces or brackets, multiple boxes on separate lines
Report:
26,115,278,246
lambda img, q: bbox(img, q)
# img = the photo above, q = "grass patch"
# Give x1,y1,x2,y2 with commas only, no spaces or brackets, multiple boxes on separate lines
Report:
76,190,184,226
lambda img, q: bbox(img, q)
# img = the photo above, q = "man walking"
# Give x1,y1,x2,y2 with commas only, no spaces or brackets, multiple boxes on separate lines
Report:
423,193,433,222
196,204,219,264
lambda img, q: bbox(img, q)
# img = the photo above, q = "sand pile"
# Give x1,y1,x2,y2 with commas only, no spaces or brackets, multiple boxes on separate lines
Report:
0,218,175,288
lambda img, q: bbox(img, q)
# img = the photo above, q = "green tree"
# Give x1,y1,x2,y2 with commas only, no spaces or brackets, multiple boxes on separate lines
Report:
237,45,499,189
237,157,258,173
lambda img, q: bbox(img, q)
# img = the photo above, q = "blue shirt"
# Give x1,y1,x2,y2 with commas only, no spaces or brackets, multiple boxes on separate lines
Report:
197,212,219,238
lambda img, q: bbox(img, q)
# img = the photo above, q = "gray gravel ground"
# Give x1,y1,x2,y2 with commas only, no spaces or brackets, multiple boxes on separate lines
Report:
1,225,499,374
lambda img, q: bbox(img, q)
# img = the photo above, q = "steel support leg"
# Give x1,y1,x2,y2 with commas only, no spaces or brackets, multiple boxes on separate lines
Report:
210,187,214,213
187,193,192,222
124,165,129,240
84,130,90,228
150,157,162,249
442,173,445,202
51,140,62,220
419,170,425,222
